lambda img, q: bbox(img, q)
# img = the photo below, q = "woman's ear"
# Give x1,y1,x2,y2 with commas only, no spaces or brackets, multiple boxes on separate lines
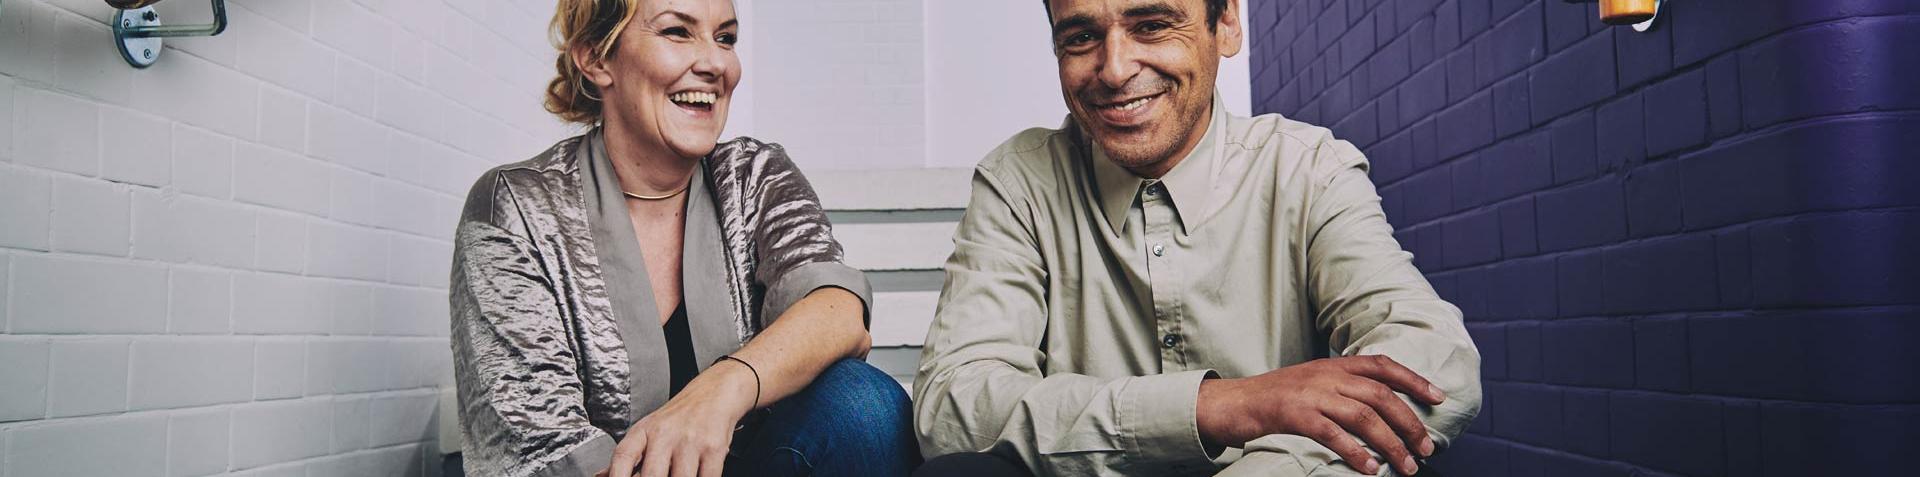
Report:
570,44,615,91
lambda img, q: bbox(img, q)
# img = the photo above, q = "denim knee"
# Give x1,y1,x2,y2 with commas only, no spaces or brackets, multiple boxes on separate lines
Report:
810,358,911,424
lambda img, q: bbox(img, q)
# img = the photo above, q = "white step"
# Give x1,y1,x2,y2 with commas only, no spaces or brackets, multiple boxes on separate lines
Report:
836,222,957,271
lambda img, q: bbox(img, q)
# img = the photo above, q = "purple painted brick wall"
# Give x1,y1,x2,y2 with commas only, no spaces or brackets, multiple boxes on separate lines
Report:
1247,0,1920,474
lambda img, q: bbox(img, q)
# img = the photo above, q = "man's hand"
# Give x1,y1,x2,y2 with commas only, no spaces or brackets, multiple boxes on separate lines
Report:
1196,355,1447,475
600,361,758,477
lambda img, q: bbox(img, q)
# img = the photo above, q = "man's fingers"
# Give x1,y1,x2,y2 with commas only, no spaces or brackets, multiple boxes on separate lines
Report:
1304,418,1379,475
1328,400,1420,475
1341,380,1434,458
1327,399,1416,475
608,432,647,477
1345,355,1445,405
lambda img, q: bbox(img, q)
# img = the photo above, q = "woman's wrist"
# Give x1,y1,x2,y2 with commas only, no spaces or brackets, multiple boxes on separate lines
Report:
688,359,760,419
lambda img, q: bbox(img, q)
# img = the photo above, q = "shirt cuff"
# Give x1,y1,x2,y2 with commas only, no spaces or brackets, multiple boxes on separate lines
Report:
531,432,614,477
1119,369,1219,474
760,261,873,328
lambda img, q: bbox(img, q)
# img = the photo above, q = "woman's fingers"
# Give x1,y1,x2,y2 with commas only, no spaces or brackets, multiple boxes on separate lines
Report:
1327,398,1417,475
670,444,702,477
637,439,674,477
607,431,646,477
698,445,727,477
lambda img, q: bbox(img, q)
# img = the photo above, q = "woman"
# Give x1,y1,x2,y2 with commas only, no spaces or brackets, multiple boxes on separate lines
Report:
449,1,917,476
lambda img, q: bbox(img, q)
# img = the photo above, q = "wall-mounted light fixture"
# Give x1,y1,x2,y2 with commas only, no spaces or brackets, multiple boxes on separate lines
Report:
1600,0,1664,32
106,0,227,68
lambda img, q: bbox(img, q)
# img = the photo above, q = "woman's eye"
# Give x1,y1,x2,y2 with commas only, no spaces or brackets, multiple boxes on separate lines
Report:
662,26,692,38
717,32,738,45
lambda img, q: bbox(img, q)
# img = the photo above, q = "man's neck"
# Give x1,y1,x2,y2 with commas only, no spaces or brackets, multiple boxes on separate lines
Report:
1121,100,1214,179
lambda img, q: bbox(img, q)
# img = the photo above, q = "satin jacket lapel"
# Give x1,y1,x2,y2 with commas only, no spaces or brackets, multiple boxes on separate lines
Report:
582,129,672,416
683,163,743,370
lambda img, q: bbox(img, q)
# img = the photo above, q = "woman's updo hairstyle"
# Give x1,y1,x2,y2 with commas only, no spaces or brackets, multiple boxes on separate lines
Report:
545,0,641,125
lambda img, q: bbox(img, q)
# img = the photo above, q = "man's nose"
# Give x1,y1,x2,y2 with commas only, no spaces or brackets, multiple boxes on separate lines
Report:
1097,35,1143,91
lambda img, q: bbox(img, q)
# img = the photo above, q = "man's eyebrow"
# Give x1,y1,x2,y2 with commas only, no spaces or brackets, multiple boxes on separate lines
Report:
1123,3,1185,21
1051,13,1098,37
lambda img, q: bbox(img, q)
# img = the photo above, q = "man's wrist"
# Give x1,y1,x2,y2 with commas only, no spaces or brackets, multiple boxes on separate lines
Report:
1196,376,1237,451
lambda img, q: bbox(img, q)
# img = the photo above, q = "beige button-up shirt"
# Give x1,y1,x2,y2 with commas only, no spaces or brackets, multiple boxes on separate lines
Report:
913,98,1482,476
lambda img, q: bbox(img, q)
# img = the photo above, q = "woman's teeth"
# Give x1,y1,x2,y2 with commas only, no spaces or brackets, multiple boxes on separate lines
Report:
671,92,718,105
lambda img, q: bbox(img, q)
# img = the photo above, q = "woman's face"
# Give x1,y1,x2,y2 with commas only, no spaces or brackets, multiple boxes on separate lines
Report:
586,0,741,159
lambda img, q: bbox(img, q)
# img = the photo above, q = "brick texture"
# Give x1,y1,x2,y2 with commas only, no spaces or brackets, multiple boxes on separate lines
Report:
0,0,564,474
1249,0,1920,474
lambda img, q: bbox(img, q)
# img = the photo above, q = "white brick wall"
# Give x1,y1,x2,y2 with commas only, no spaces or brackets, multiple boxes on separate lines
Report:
1,0,567,474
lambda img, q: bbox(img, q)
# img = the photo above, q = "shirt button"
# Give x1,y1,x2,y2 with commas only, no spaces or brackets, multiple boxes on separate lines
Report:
1152,244,1165,256
1161,334,1180,348
1144,184,1162,197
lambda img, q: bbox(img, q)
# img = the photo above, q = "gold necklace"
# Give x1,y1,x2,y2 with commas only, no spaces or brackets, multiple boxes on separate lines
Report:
622,183,689,201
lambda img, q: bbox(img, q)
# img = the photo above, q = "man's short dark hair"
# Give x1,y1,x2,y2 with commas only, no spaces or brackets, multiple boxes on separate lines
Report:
1042,0,1231,32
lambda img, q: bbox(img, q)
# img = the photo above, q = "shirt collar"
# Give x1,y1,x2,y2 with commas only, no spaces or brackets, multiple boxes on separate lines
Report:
1087,95,1229,235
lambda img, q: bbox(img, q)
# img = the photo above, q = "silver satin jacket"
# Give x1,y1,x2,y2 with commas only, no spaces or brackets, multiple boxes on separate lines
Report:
449,129,871,477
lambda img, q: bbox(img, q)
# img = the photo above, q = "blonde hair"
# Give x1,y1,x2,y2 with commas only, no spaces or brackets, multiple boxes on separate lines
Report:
545,0,643,125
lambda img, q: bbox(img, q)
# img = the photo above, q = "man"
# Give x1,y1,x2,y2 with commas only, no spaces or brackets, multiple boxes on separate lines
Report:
912,0,1482,475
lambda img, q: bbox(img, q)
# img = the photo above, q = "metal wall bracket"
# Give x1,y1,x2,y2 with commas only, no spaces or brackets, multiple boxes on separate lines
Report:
1631,0,1664,33
110,0,227,69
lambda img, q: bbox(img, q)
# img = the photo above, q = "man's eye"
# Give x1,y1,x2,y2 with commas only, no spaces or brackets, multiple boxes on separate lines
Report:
1063,32,1097,47
1138,21,1170,34
717,32,738,45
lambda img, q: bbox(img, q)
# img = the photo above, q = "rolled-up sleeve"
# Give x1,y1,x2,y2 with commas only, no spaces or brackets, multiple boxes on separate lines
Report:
450,215,614,477
741,144,873,325
1227,140,1481,475
913,167,1219,476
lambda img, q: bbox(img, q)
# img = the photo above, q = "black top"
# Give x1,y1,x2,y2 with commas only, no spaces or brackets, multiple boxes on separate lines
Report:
663,302,697,396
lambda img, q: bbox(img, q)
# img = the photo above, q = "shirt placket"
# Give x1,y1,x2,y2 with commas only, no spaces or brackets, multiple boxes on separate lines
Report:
1140,181,1188,371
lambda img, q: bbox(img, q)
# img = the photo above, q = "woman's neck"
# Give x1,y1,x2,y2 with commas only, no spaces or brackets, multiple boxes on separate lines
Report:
602,116,699,197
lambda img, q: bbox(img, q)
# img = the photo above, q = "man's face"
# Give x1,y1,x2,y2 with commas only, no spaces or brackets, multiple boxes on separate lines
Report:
1049,0,1240,176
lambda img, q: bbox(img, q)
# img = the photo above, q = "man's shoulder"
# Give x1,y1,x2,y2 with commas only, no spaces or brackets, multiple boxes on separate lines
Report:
972,123,1081,193
1228,112,1370,180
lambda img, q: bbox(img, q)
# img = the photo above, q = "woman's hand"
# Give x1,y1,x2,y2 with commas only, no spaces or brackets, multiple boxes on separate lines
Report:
602,361,758,477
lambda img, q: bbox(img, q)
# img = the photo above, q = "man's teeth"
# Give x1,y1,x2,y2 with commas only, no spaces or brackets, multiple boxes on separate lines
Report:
670,92,718,105
1111,96,1151,111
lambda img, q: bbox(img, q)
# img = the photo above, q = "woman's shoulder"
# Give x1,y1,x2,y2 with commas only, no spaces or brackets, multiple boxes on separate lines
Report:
708,135,790,167
458,134,589,227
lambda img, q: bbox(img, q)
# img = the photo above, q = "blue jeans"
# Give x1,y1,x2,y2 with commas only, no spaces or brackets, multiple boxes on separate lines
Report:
725,358,920,476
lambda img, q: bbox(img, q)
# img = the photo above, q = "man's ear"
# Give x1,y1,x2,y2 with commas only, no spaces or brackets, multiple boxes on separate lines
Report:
1216,0,1244,58
570,44,615,91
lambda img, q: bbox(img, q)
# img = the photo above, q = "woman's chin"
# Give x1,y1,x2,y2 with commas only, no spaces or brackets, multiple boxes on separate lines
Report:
665,135,722,159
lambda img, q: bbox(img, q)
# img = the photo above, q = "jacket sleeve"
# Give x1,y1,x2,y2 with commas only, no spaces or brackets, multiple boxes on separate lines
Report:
449,173,615,477
740,143,874,326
